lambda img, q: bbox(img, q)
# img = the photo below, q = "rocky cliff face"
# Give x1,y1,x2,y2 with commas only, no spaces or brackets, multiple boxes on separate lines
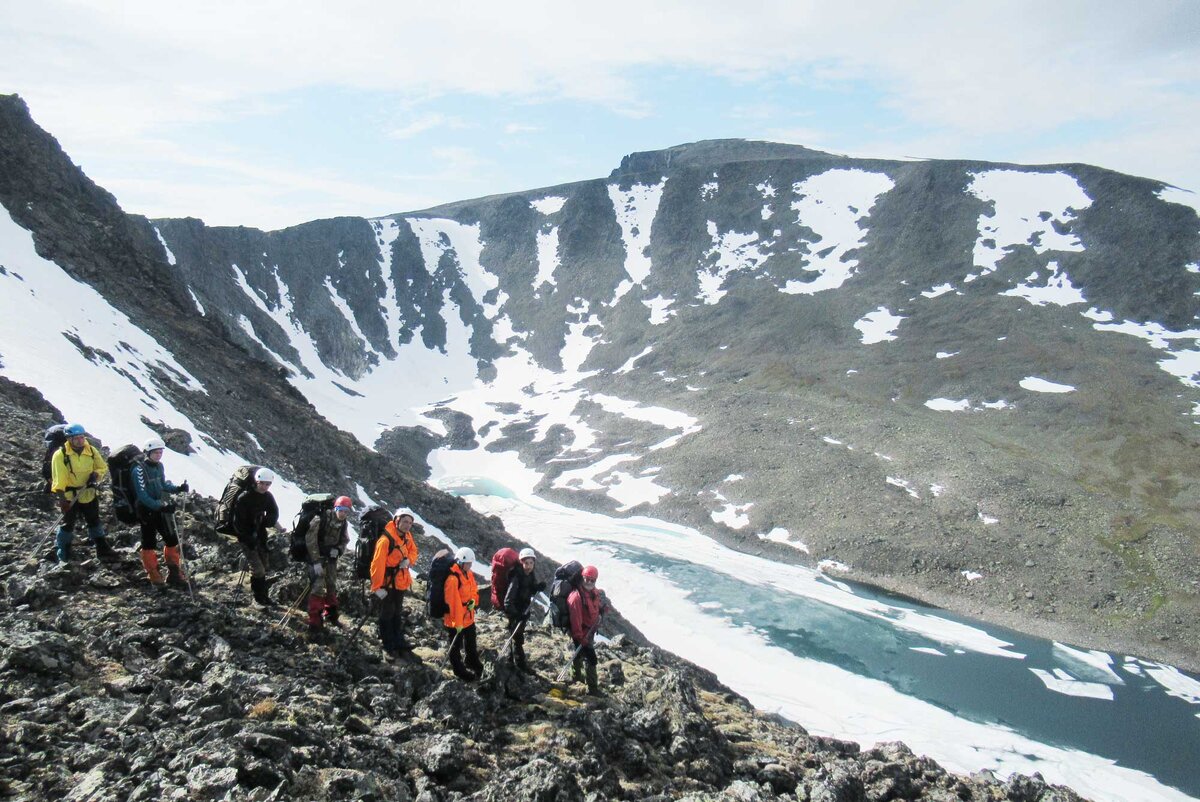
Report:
0,374,1085,801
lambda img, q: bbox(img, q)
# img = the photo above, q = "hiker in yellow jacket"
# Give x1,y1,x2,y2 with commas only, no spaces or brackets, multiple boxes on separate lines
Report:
49,423,116,563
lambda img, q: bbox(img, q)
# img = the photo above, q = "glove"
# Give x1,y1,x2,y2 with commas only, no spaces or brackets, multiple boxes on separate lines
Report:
465,599,477,612
159,502,176,515
87,472,99,488
374,588,387,600
311,563,324,577
57,497,73,515
455,625,464,633
329,549,339,560
178,481,190,494
399,559,410,570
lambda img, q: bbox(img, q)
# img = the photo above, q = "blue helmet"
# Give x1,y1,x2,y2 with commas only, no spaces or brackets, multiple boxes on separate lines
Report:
65,423,86,437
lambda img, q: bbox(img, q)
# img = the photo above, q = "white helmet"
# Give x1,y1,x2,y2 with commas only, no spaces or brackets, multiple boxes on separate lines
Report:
454,547,475,564
519,548,536,561
393,507,415,520
143,437,166,453
254,467,276,483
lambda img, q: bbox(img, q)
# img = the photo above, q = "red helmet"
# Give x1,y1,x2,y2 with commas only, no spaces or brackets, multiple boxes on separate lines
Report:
334,496,353,510
581,565,598,581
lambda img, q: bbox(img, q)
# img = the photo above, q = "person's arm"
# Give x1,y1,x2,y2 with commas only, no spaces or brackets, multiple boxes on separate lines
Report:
404,533,418,567
445,574,464,629
568,590,585,643
304,515,322,563
132,463,160,510
262,494,280,534
369,535,390,593
90,446,108,482
50,448,68,494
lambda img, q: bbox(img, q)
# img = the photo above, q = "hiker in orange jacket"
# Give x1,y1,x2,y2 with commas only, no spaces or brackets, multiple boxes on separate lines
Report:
444,547,483,681
370,508,420,661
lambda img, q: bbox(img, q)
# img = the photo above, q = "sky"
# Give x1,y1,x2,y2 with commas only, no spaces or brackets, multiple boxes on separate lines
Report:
2,0,1199,231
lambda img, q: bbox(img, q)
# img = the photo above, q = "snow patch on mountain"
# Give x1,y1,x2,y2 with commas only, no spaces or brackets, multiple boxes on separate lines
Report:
855,306,904,344
1082,308,1200,388
781,169,895,295
406,217,498,305
1001,262,1087,307
966,170,1092,280
607,179,667,303
700,222,773,304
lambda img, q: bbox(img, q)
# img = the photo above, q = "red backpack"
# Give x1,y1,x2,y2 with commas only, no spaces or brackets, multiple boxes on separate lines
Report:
490,547,520,609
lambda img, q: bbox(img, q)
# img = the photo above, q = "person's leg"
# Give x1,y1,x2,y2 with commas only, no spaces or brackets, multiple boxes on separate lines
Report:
464,624,483,677
447,626,470,679
378,590,399,655
244,542,271,606
56,500,79,562
307,570,328,630
81,500,115,559
138,516,165,585
583,645,602,695
161,513,187,585
324,562,340,625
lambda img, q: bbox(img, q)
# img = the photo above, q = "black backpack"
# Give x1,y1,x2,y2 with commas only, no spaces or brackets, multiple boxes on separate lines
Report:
290,493,335,562
40,424,70,493
426,549,456,618
214,464,262,536
548,560,584,630
107,444,145,525
354,506,393,580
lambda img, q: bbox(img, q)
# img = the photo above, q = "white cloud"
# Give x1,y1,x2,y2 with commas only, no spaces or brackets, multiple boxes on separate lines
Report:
387,113,466,140
3,1,1197,227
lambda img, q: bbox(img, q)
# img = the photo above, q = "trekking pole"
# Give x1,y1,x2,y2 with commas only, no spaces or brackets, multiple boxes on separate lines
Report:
497,617,527,660
442,628,464,665
232,564,248,603
277,581,312,628
30,514,65,558
170,497,195,602
555,620,601,682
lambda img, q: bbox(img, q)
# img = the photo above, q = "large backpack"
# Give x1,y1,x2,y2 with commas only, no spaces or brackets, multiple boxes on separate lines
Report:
548,560,584,630
40,424,70,493
290,493,335,562
490,547,519,610
354,505,393,580
107,444,145,525
426,549,456,618
214,464,262,536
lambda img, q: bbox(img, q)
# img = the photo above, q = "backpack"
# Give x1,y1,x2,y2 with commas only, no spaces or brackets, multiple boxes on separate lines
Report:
490,547,519,610
354,506,393,580
40,424,70,493
290,493,335,562
214,464,262,536
426,549,456,618
107,444,145,525
548,560,584,630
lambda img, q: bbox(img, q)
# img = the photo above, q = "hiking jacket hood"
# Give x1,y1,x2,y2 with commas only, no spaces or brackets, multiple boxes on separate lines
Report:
370,521,419,592
443,563,479,629
132,460,178,511
50,441,108,504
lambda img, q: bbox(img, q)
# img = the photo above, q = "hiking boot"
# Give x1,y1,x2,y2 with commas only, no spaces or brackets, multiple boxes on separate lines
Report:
93,537,119,561
250,577,273,608
140,549,166,587
324,607,341,627
163,546,188,586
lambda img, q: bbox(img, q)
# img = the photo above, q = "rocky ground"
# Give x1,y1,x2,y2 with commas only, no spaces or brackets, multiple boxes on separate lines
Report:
0,382,1092,801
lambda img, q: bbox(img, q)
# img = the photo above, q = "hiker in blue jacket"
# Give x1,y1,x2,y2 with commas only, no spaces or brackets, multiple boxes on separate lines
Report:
131,438,189,588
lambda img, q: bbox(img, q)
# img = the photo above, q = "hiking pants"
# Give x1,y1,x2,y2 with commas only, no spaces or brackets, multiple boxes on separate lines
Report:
505,614,528,666
445,624,482,680
309,558,339,598
239,535,270,579
62,497,103,537
572,641,597,674
139,509,179,550
377,589,407,653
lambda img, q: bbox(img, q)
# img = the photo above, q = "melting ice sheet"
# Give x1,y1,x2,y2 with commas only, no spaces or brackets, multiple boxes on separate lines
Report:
429,445,1198,802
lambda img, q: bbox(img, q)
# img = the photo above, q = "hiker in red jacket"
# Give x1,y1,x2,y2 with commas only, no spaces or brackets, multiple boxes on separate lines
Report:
567,564,608,696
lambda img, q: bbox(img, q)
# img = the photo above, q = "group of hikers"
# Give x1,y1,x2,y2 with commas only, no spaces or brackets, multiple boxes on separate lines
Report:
43,422,611,695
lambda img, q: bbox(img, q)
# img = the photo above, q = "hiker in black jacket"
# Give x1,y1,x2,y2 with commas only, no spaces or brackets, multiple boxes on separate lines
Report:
503,548,544,674
232,467,281,606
